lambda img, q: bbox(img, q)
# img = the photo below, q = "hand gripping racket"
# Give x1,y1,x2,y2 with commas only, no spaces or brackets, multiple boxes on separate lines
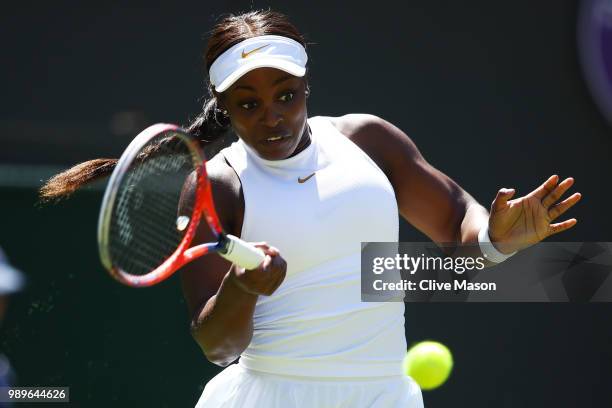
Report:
97,123,265,287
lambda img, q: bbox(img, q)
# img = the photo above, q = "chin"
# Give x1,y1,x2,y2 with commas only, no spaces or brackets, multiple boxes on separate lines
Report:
260,147,293,161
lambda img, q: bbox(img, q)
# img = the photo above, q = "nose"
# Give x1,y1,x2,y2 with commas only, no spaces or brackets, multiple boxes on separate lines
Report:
261,106,283,128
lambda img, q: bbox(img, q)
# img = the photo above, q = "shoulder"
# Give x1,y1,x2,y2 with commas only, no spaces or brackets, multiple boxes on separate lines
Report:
320,114,423,176
204,152,244,236
206,152,240,191
324,113,387,138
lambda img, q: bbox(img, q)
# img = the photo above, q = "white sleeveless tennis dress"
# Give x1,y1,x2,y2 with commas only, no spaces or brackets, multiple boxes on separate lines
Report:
195,116,423,408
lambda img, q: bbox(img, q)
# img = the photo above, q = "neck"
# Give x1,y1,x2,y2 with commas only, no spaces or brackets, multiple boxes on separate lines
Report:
287,121,312,158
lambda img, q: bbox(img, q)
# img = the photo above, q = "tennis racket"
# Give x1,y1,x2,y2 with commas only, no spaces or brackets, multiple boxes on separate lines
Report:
97,123,265,287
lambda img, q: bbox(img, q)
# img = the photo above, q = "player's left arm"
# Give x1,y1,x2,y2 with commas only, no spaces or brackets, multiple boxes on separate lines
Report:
338,114,582,254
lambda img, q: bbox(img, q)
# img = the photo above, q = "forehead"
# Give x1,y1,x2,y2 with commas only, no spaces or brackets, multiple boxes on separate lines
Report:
228,67,300,92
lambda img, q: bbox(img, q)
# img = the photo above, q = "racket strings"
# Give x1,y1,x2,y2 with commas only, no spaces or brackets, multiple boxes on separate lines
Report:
112,166,192,274
108,133,198,276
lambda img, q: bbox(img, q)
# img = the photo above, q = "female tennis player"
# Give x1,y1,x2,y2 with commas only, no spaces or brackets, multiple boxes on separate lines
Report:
40,9,581,407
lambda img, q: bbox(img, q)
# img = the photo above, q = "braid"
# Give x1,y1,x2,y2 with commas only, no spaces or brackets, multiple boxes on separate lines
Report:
186,85,231,142
39,158,118,202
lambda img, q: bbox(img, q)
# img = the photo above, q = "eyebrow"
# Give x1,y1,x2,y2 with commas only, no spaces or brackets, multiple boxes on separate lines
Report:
233,74,295,91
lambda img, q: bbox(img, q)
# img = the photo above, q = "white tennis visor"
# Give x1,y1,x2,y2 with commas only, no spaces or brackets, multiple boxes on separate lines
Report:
209,35,308,92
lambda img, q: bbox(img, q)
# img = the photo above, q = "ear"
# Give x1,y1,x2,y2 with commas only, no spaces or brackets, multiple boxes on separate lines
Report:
303,79,310,97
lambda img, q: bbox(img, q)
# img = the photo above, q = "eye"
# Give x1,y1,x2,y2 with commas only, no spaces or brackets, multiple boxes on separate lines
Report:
239,101,258,110
279,91,295,103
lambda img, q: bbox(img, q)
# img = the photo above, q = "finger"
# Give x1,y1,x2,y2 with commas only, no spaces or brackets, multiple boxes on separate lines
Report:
269,253,286,272
492,188,516,212
531,174,559,200
548,218,578,236
548,192,582,221
259,254,273,271
252,242,279,256
259,247,278,257
270,265,287,294
542,177,575,208
264,259,287,295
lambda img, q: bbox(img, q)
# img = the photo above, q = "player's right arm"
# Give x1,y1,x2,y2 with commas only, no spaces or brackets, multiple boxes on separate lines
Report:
180,155,287,367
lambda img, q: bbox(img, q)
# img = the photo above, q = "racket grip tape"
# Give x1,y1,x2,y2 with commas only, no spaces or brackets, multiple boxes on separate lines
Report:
219,234,266,269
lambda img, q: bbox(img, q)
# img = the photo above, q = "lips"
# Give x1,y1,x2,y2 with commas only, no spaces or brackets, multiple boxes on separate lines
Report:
254,129,299,159
265,135,284,142
260,130,292,144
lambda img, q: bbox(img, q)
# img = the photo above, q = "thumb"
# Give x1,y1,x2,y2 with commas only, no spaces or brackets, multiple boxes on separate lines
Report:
261,254,273,270
491,188,516,212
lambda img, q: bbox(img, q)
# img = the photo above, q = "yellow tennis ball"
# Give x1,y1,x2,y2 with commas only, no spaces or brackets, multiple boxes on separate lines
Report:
403,341,453,391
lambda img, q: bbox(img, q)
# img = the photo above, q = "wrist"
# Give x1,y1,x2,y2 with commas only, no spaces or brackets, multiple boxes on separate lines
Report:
478,223,517,263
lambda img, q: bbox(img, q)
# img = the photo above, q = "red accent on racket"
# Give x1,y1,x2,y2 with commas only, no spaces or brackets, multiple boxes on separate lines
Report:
97,123,264,287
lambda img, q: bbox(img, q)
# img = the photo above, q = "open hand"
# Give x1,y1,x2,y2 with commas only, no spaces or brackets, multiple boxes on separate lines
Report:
488,175,582,254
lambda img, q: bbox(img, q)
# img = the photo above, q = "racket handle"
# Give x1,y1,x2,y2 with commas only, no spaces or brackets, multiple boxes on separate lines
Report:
219,234,266,269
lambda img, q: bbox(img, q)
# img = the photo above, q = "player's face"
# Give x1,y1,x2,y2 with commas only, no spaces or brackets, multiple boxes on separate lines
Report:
219,67,310,160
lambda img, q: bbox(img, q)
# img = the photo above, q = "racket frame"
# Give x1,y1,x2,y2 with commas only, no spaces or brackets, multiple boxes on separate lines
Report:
98,124,214,286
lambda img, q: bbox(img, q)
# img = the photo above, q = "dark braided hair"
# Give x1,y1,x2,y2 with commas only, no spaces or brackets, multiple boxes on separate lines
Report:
40,10,307,201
